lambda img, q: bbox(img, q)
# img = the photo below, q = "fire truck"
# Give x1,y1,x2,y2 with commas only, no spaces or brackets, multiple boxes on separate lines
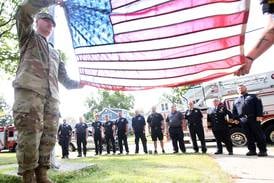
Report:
184,71,274,146
0,125,17,152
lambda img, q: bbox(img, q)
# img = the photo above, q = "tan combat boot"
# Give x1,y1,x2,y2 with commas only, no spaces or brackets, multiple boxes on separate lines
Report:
22,170,36,183
35,166,53,183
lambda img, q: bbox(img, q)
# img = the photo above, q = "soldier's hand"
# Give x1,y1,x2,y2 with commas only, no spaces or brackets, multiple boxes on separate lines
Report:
79,81,85,88
234,57,253,76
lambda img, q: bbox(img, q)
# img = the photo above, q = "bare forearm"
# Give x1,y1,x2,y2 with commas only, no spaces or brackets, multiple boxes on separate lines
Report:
247,13,274,60
248,27,274,60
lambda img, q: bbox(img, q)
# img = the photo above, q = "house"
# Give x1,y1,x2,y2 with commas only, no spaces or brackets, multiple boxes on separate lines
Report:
98,108,133,130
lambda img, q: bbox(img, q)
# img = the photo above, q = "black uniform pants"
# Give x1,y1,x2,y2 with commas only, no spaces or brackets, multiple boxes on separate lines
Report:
77,136,87,156
189,124,207,152
94,135,102,155
118,133,129,153
169,127,186,153
105,134,116,154
242,119,267,152
134,132,147,153
60,137,70,157
212,129,233,153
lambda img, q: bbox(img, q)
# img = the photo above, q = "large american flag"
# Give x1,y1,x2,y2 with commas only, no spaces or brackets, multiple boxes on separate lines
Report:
64,0,250,91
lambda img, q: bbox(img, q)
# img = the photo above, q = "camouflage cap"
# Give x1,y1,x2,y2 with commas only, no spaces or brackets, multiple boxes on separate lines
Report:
36,12,56,27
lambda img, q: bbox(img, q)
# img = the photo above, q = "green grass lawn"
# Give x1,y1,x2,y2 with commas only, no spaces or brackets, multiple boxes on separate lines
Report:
0,153,17,165
0,153,232,183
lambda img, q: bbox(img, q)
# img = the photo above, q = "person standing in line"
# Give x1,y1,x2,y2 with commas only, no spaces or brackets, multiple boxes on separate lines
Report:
92,114,103,155
58,119,72,159
232,84,267,156
115,111,129,155
207,99,233,155
166,104,186,153
12,0,83,182
75,117,88,157
103,115,116,155
185,101,207,153
132,110,148,154
235,1,274,76
147,106,165,154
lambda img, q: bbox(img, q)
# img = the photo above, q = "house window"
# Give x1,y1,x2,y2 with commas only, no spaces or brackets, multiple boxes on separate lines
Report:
165,103,168,110
161,104,165,111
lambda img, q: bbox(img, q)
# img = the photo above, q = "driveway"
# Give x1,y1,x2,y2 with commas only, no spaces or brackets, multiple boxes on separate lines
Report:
212,145,274,183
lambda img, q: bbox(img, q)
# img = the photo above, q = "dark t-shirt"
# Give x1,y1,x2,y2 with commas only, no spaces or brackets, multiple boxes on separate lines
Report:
185,108,203,126
132,114,146,133
92,121,102,136
104,121,114,136
166,111,183,128
115,117,128,134
147,112,164,130
75,122,88,137
58,123,72,138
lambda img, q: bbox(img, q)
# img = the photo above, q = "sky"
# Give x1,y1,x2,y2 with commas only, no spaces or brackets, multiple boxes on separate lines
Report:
1,0,274,119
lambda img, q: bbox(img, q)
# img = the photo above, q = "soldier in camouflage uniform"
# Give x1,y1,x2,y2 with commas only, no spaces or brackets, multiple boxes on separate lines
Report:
13,0,82,182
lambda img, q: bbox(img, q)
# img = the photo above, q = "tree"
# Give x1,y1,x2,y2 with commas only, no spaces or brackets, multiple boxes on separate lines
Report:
84,90,135,121
0,0,20,75
162,86,189,105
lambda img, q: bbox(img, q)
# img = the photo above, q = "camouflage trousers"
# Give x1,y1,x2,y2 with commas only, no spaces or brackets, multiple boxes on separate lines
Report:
13,88,60,175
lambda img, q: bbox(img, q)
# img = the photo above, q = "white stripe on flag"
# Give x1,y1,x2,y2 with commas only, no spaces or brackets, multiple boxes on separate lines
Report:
113,0,171,13
79,66,241,87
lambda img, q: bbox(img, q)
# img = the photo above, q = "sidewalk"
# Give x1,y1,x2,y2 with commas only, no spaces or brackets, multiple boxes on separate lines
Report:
212,146,274,183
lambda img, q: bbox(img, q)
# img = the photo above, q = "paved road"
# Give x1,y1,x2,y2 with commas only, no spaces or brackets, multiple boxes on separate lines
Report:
212,145,274,183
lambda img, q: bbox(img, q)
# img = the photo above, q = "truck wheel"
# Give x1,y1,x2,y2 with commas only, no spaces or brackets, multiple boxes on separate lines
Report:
230,128,247,147
265,125,274,144
69,143,76,152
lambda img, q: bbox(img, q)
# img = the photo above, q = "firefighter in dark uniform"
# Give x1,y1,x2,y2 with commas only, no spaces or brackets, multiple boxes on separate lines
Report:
232,84,267,156
103,115,116,154
75,117,88,157
185,101,207,153
92,114,103,155
166,104,186,153
58,119,72,159
132,110,148,154
207,99,233,155
115,112,129,154
147,106,165,154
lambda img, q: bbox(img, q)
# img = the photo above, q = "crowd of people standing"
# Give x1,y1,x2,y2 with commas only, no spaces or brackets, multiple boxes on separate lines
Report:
57,83,268,158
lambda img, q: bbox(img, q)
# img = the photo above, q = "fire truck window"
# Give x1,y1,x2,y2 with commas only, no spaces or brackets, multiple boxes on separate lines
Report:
8,131,14,137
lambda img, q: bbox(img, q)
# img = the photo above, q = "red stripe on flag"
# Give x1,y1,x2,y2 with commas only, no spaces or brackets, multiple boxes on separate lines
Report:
79,56,243,79
111,0,239,24
80,72,235,91
114,12,247,42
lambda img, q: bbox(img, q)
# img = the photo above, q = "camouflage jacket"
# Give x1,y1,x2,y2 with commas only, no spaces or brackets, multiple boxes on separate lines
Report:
13,0,80,101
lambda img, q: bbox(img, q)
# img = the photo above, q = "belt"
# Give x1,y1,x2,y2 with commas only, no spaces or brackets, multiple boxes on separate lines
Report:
240,114,255,118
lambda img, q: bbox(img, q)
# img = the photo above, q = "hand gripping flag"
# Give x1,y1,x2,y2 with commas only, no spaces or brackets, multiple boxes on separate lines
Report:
64,0,250,91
